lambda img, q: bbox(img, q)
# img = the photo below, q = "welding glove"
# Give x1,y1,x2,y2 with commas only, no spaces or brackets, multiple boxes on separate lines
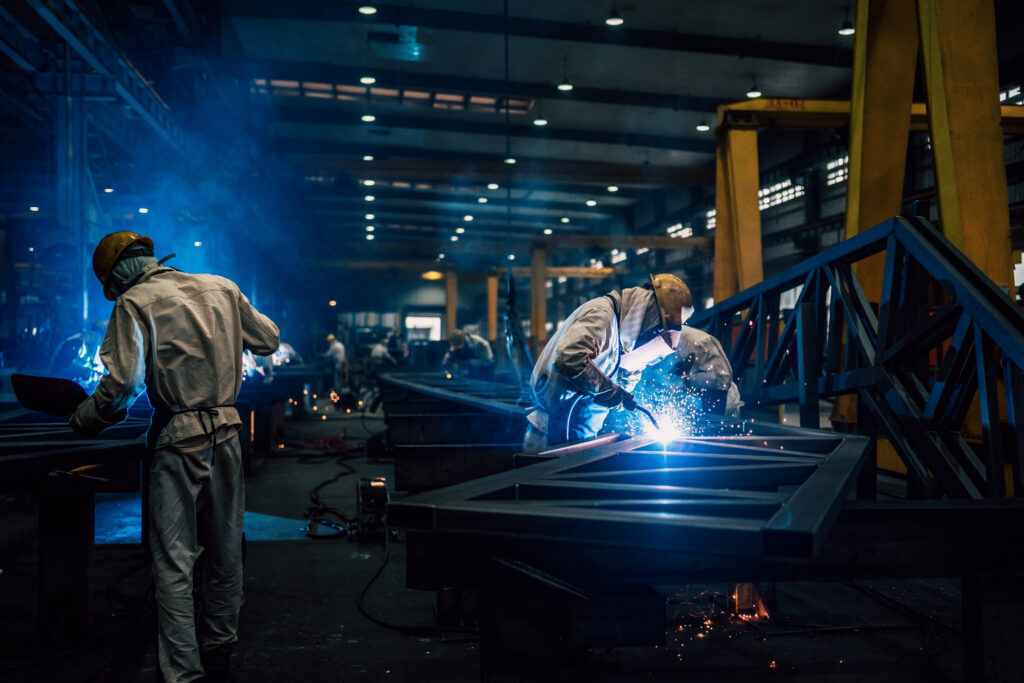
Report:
593,385,638,411
69,407,127,438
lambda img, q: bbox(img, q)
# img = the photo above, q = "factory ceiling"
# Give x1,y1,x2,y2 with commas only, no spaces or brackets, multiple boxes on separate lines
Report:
0,0,1016,275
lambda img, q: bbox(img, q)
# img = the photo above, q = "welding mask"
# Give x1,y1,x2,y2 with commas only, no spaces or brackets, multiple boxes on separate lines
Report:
650,273,695,331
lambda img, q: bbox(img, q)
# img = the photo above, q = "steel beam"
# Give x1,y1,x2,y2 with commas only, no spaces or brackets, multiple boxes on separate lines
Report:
0,7,41,71
917,0,1013,290
530,244,548,342
713,124,763,300
445,269,457,336
222,0,852,68
487,274,499,341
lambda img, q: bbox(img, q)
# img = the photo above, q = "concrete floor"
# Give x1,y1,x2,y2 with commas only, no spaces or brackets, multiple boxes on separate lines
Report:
0,401,966,682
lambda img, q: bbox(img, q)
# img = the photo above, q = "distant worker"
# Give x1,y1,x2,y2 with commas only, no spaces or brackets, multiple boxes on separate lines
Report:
385,327,409,365
443,328,494,379
673,327,742,417
523,274,694,451
69,231,279,683
325,333,346,391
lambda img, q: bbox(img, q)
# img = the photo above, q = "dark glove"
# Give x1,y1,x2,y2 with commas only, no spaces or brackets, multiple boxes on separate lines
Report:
593,386,637,411
68,409,127,438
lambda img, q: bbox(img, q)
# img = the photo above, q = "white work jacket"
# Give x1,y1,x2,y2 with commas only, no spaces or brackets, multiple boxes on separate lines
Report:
676,326,734,390
528,287,661,433
71,266,280,448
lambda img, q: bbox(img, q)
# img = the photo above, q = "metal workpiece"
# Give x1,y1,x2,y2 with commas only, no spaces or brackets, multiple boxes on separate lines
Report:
689,216,1024,499
388,421,870,561
380,372,532,418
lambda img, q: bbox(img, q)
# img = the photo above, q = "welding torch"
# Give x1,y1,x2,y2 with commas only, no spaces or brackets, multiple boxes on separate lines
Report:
619,390,660,430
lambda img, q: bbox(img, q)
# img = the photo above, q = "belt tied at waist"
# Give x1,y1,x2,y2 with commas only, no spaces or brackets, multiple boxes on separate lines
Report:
150,403,237,454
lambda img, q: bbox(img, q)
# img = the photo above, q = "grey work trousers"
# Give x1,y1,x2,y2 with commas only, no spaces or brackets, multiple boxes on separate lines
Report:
149,433,245,683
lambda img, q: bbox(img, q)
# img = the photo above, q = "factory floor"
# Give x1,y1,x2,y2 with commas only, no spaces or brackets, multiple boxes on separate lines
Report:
0,401,965,682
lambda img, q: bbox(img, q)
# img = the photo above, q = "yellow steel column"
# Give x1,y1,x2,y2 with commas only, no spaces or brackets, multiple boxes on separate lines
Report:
713,123,739,302
917,0,1012,288
846,0,918,301
530,244,548,343
725,127,764,292
486,274,499,341
445,270,457,336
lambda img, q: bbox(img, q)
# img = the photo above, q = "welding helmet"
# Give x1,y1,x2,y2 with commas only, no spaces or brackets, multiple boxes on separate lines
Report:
449,329,466,350
650,273,694,331
93,231,154,301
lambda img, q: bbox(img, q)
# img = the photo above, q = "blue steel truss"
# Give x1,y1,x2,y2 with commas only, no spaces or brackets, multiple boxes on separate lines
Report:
688,217,1024,499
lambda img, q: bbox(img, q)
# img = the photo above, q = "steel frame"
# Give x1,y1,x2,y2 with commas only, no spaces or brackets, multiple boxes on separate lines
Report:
688,216,1024,499
389,421,870,560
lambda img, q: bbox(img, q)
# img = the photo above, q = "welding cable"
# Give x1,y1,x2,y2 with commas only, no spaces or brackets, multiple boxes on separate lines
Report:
302,457,358,539
356,532,477,638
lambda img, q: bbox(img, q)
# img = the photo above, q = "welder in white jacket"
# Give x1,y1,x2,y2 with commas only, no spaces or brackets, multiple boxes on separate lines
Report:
69,231,280,683
523,274,694,451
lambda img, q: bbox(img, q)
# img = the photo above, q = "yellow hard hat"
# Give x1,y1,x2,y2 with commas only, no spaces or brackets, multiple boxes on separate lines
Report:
326,334,336,342
650,273,694,330
449,329,466,350
93,231,154,300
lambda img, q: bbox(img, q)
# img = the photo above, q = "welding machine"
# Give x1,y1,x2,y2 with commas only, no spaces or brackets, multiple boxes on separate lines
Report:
350,477,390,541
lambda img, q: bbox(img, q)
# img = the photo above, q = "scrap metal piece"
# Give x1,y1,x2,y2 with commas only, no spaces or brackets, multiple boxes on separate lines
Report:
12,374,88,417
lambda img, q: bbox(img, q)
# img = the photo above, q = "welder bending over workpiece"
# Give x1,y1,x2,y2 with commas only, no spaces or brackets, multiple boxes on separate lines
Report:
442,328,494,378
69,231,280,683
523,274,694,451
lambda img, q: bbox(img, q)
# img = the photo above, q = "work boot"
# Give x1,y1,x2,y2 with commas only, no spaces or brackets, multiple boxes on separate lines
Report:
200,644,235,682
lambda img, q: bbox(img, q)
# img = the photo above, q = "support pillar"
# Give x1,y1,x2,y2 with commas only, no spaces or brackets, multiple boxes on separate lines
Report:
445,270,457,336
487,274,499,342
917,0,1012,289
530,244,548,344
713,124,763,302
55,54,87,333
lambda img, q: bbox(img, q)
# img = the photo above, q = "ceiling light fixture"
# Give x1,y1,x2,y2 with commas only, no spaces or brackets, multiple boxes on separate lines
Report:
456,227,465,234
450,235,459,241
560,217,570,223
543,228,553,235
504,157,516,165
29,206,39,212
837,6,855,36
463,215,473,221
605,3,624,26
696,120,711,132
487,183,499,190
438,253,445,260
360,75,376,85
364,195,375,201
358,5,377,15
361,114,376,123
533,117,548,126
507,254,515,261
362,155,374,161
478,197,488,203
366,234,375,240
104,188,113,193
363,180,375,186
366,225,375,232
421,270,443,281
746,76,762,99
138,207,149,213
607,185,619,193
365,213,375,220
585,199,597,207
557,56,573,92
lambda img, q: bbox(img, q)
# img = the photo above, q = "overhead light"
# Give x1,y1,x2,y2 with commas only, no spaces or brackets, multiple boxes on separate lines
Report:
504,157,516,165
560,217,569,223
366,234,375,240
438,253,445,260
365,213,375,220
363,179,375,186
696,120,711,132
364,195,375,201
358,5,377,15
28,206,39,212
421,270,443,281
138,207,149,213
28,246,34,252
103,188,113,193
746,76,762,99
605,4,624,26
607,185,619,193
478,197,488,203
361,114,376,123
360,76,376,85
557,56,573,91
543,228,553,235
194,241,202,247
533,117,548,126
366,226,375,232
362,155,374,161
585,199,597,207
450,235,459,241
463,215,473,221
837,6,855,35
507,254,515,261
329,300,337,307
487,183,499,190
456,227,465,234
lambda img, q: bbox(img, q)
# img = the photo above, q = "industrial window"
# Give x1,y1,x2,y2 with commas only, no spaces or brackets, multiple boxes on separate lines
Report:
666,223,693,238
610,249,628,264
826,155,849,186
250,79,533,116
405,315,442,341
999,84,1022,105
758,179,805,210
705,209,716,231
635,247,650,256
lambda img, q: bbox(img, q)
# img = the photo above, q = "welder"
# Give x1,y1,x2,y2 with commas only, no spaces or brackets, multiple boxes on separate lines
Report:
673,326,742,417
69,231,280,683
523,274,694,451
442,328,494,379
324,333,346,391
